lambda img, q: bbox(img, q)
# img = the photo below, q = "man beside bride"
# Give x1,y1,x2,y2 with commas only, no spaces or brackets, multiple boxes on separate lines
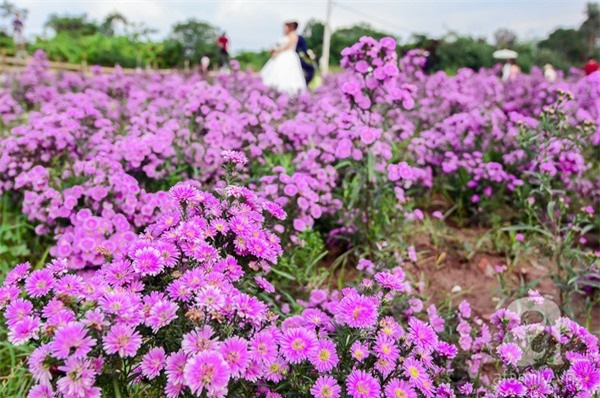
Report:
260,21,314,94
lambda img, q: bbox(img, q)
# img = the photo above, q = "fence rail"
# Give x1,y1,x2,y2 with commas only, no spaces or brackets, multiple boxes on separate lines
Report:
0,54,178,75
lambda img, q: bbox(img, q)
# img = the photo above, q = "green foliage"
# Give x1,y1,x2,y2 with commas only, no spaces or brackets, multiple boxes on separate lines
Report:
274,230,328,299
31,33,141,67
436,36,495,73
506,94,598,316
168,19,221,64
236,50,270,71
539,28,589,64
45,13,99,36
302,19,393,67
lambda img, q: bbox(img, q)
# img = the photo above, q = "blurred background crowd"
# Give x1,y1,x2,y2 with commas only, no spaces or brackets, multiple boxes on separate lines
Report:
0,1,598,76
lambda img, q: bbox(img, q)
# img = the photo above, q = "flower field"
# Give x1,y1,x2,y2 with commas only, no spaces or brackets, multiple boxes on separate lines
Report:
0,38,599,398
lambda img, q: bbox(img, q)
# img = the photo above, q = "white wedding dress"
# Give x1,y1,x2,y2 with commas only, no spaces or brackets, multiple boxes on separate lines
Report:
260,36,307,94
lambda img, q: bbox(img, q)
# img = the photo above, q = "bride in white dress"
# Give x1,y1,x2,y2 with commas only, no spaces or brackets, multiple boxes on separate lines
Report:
260,22,307,94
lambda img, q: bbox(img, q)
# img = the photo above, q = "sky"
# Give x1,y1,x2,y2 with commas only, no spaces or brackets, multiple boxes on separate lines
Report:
7,0,591,53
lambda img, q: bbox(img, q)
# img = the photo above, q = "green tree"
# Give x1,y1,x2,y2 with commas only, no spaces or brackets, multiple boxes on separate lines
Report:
169,19,220,64
44,13,98,36
99,12,128,37
302,19,324,61
539,28,588,64
580,2,600,57
436,36,495,73
330,23,394,66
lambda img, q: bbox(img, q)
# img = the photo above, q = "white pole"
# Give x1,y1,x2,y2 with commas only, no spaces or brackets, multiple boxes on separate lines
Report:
321,0,333,76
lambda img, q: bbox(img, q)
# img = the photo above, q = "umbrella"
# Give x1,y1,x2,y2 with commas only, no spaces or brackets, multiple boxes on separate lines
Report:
493,49,518,60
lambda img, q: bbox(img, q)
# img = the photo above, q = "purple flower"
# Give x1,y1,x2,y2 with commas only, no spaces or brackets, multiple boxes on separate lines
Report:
309,339,339,372
567,360,600,391
140,347,166,379
346,370,380,398
24,269,54,297
103,324,142,357
495,378,525,397
280,327,318,364
51,321,96,359
311,375,341,398
497,343,523,367
337,292,379,328
384,379,417,398
221,336,250,377
183,350,231,396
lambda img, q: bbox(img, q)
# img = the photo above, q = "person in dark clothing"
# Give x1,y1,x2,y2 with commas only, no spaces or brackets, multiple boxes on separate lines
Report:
217,32,230,69
288,22,315,85
423,40,440,74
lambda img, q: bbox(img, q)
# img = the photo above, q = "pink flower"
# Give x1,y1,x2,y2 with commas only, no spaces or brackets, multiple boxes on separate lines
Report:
182,326,216,355
280,327,318,364
56,356,100,398
103,324,142,357
146,300,178,332
338,292,379,328
249,330,278,364
28,344,53,384
51,321,96,359
408,318,438,352
384,379,417,398
24,269,54,297
346,370,380,398
165,350,188,385
255,276,275,293
8,316,40,345
183,350,231,396
403,357,427,386
360,127,381,145
497,343,523,367
221,336,250,377
309,339,339,372
140,347,166,379
311,375,341,398
132,246,164,276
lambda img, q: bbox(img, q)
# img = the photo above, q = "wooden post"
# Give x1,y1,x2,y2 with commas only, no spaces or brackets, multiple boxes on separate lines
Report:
81,54,88,75
0,49,6,74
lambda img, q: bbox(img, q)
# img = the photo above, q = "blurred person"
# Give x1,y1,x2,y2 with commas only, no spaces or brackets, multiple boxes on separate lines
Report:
260,21,306,94
502,58,520,82
12,12,26,61
288,21,316,85
423,40,440,74
200,54,210,74
217,32,229,69
584,57,599,76
543,63,557,82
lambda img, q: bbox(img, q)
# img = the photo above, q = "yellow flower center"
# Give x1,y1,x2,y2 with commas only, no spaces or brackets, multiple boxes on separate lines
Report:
269,363,281,373
409,366,420,378
291,338,306,351
357,383,369,394
394,389,407,398
318,349,331,361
